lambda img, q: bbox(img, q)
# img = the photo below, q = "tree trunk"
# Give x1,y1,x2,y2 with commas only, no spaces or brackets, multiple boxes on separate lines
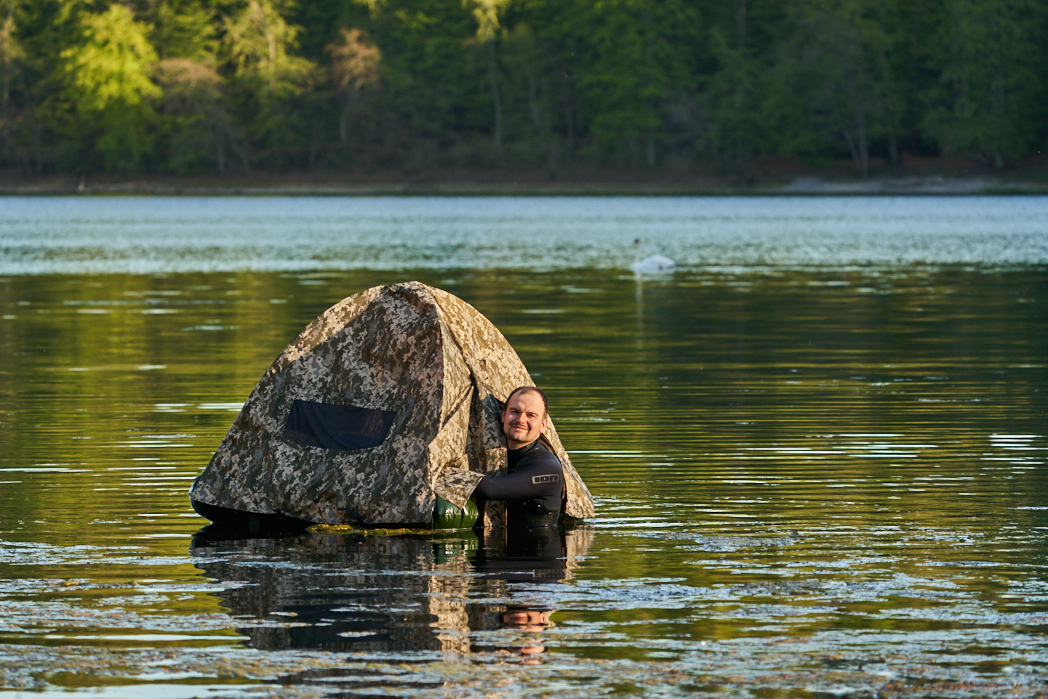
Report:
562,41,576,157
835,103,860,173
992,71,1005,169
562,87,574,155
840,104,869,178
208,97,226,175
855,107,868,178
0,15,31,178
527,69,556,176
874,2,897,165
2,6,13,108
488,40,502,158
30,104,42,173
309,121,318,171
271,103,283,169
841,74,869,178
734,0,746,49
268,32,277,94
339,103,351,149
0,126,31,175
215,121,226,175
225,125,250,176
643,1,656,167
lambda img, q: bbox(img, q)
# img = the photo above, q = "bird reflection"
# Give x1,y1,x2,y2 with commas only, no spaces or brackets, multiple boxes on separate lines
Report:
190,523,592,660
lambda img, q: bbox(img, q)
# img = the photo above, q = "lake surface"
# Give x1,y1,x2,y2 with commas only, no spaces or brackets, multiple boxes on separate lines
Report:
1,196,1047,698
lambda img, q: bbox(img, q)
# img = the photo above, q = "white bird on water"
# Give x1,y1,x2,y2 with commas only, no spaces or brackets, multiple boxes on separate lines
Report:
631,237,676,274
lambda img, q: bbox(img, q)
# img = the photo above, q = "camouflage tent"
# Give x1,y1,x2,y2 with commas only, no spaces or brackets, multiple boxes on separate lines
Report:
190,281,594,526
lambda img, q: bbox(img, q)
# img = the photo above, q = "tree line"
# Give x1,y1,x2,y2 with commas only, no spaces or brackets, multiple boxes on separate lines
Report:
0,0,1044,178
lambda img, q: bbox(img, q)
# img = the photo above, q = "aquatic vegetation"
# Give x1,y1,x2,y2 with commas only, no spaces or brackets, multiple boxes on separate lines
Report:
307,524,450,537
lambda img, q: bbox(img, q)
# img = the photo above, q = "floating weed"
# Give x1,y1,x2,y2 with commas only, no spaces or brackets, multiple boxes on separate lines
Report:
307,524,449,537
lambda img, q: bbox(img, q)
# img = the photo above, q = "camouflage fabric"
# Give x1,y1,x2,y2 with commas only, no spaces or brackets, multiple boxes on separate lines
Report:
190,282,595,525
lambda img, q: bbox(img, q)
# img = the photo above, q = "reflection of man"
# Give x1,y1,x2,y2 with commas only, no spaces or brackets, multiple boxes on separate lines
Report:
502,606,553,662
471,386,564,528
503,607,552,631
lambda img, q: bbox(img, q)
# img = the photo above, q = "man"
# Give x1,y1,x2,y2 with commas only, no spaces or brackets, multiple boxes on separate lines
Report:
471,386,564,527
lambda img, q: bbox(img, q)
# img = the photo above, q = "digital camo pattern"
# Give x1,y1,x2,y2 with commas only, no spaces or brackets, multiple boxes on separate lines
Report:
190,281,595,525
427,286,593,520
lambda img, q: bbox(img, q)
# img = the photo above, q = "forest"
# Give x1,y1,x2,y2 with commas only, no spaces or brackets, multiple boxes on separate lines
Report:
0,0,1044,179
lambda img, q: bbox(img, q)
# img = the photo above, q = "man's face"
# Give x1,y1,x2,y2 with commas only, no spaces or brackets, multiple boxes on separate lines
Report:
501,390,548,449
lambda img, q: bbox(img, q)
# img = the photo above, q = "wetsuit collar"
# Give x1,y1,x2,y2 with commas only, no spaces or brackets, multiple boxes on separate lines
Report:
507,438,544,470
508,439,542,457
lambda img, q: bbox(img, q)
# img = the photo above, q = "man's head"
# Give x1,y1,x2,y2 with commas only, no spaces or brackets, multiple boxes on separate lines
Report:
501,386,549,449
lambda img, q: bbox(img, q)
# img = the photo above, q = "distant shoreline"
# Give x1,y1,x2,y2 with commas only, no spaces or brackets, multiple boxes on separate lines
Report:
1,169,1045,197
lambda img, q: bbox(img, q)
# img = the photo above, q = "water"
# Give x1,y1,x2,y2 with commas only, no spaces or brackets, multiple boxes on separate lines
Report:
1,196,1046,697
2,195,1047,273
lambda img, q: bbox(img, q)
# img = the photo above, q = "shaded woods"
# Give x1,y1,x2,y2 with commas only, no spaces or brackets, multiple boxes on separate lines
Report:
0,0,1045,179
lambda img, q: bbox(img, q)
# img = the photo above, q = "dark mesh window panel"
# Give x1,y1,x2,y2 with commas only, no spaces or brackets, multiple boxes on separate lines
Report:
283,400,396,451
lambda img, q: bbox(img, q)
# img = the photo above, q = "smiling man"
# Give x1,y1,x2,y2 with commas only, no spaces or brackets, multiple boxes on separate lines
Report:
471,386,564,528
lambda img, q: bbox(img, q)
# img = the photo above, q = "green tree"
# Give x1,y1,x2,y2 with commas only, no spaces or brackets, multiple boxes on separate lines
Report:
922,0,1042,168
0,0,1043,176
763,0,899,177
706,24,763,164
57,4,161,171
578,0,699,167
151,0,218,62
223,0,316,168
327,27,380,152
500,23,557,173
705,0,761,164
146,0,245,174
465,0,510,157
156,57,250,174
0,0,32,171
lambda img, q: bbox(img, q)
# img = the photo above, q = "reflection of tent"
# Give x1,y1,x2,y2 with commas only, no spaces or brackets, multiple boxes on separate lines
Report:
190,524,594,655
190,281,594,526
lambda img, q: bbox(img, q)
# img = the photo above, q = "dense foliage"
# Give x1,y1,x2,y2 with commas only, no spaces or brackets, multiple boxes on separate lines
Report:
0,0,1044,176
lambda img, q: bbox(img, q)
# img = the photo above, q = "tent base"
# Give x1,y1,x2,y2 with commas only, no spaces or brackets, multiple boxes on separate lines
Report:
191,498,315,534
191,497,480,532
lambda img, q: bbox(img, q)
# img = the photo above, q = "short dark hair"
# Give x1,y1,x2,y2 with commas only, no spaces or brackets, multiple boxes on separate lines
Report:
505,385,548,417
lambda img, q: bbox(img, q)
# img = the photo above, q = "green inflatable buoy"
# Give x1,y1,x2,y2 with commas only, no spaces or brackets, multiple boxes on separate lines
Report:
431,496,479,530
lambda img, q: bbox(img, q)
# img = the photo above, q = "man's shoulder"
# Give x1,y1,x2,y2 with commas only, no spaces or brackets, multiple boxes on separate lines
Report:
530,440,563,469
508,439,562,473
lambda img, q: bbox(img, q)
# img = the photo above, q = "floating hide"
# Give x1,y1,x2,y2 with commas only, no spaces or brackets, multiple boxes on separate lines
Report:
190,282,594,526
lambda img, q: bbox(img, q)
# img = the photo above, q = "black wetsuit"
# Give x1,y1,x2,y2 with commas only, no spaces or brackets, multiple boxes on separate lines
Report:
473,440,564,527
